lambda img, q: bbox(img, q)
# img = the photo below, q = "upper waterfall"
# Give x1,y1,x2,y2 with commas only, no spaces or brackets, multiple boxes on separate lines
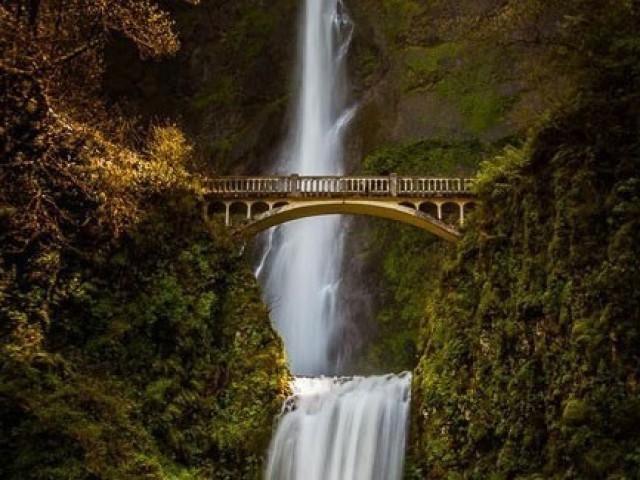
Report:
256,0,353,375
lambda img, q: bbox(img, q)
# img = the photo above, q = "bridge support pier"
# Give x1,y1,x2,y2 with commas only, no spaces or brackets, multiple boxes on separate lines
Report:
291,174,300,198
225,203,231,227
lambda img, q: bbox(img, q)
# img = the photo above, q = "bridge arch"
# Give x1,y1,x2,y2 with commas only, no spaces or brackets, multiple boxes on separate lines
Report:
237,200,461,243
419,201,438,217
251,201,270,216
203,174,476,242
399,201,417,210
441,201,462,223
229,201,249,220
208,201,226,217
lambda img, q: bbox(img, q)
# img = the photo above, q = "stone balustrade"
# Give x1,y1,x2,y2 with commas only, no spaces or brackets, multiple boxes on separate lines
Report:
203,174,474,198
202,173,477,241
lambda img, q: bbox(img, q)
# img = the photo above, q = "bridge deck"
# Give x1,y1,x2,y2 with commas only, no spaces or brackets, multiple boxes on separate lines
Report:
202,174,474,198
202,175,476,242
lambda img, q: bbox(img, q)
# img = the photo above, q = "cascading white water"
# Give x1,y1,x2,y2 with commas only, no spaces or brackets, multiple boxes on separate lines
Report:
260,1,411,478
265,374,412,480
256,0,353,375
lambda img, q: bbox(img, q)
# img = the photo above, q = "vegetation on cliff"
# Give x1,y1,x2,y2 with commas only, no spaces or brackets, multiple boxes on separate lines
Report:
409,1,640,477
1,2,289,478
104,0,298,174
346,138,504,374
0,207,289,479
3,0,640,478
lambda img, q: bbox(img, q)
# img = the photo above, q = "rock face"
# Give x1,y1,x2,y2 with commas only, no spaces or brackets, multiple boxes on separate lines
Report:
344,0,518,164
104,0,518,174
105,0,298,174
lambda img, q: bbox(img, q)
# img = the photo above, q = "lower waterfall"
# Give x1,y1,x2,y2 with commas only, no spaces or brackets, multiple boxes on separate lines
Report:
265,374,411,480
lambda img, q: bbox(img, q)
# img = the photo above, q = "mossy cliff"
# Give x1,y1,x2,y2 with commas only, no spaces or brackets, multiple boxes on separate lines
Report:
0,197,289,479
345,0,518,161
408,73,640,480
1,2,290,478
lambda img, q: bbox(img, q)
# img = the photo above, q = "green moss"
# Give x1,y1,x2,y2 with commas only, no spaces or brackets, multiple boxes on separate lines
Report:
192,75,237,110
357,49,382,80
363,138,502,176
379,0,423,45
435,49,516,134
409,97,640,478
562,399,590,426
0,194,289,479
226,8,278,59
402,43,461,91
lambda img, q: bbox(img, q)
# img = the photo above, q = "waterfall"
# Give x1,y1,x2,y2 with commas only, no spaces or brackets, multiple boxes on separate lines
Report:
259,1,411,478
256,0,353,376
265,374,412,480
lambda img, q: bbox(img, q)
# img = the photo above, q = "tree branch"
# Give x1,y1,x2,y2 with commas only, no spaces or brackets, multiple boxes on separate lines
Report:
51,40,100,66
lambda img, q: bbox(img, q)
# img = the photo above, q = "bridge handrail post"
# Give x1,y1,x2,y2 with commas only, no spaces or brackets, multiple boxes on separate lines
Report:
290,174,301,198
389,173,398,197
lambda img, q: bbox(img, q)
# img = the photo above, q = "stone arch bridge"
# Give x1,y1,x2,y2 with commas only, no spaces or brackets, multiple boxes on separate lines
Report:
203,174,476,243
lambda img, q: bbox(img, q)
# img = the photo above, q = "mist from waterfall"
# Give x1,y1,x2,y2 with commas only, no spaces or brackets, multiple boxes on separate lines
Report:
256,0,353,376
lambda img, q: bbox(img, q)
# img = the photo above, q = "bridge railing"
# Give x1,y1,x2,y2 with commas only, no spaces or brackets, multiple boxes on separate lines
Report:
203,174,474,197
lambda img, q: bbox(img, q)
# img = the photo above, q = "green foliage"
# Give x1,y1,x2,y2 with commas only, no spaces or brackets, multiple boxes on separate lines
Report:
348,138,504,373
434,49,517,134
225,7,280,64
0,197,289,479
402,43,461,90
408,6,640,473
2,1,291,479
378,0,423,44
193,75,238,110
363,138,501,177
474,143,531,195
409,91,640,477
